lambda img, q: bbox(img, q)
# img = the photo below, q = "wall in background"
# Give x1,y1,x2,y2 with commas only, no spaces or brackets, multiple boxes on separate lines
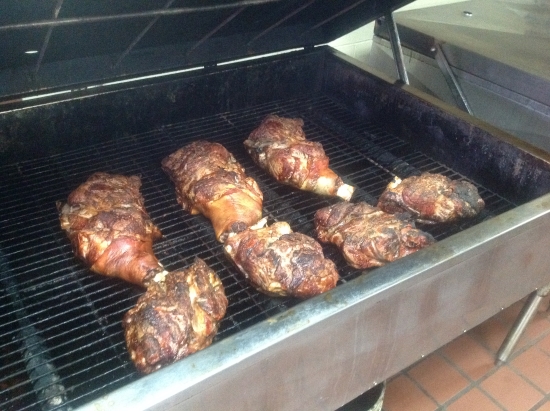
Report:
328,0,550,152
328,0,467,61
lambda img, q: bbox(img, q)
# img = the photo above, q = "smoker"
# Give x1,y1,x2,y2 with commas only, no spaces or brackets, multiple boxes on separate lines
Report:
1,1,550,411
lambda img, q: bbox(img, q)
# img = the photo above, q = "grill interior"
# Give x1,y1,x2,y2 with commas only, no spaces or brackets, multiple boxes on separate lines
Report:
0,94,515,411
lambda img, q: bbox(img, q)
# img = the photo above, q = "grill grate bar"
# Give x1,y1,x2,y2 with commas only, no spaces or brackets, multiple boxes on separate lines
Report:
0,253,69,411
0,94,516,411
0,281,135,349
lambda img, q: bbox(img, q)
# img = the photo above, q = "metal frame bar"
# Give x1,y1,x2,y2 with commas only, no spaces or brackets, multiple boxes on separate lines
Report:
496,282,550,365
385,12,409,85
0,0,279,32
434,43,473,114
34,0,64,74
248,0,316,45
187,6,246,55
113,0,177,69
307,0,367,32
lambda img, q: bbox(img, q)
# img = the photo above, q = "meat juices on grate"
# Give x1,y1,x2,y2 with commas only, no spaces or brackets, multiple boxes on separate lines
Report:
314,202,435,269
161,140,264,243
224,219,339,298
377,173,485,224
58,172,164,287
123,258,227,374
244,114,354,201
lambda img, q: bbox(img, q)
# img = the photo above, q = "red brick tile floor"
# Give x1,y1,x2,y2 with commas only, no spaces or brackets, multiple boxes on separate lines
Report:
382,296,550,411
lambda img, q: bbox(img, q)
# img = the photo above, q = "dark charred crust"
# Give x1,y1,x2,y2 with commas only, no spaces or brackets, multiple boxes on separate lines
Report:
245,114,350,197
224,222,338,298
378,173,484,223
315,201,435,269
123,258,227,374
162,140,263,241
59,172,163,286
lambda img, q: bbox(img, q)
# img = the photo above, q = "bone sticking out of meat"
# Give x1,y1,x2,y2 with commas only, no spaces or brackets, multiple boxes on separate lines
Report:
224,218,339,298
377,173,485,224
58,172,164,287
244,114,354,201
161,140,263,243
314,202,435,269
123,258,227,374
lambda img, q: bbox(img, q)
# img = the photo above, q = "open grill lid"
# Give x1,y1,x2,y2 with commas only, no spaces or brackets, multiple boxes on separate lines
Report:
0,0,413,100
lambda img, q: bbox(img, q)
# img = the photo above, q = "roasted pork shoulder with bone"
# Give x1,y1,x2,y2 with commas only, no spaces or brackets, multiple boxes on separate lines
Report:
224,219,339,298
58,172,163,287
244,114,354,200
377,173,485,224
123,258,227,374
162,140,263,243
315,202,435,269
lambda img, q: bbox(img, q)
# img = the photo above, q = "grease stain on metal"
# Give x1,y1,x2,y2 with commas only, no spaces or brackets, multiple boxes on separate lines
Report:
323,291,335,303
267,308,296,323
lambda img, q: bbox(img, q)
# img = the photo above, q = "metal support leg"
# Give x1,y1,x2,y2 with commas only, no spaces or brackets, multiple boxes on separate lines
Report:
495,283,550,365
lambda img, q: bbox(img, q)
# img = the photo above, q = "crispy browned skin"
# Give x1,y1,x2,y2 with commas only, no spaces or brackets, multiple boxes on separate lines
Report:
377,173,485,223
58,172,163,287
244,114,354,200
123,258,227,374
224,220,339,298
161,141,263,242
315,202,435,269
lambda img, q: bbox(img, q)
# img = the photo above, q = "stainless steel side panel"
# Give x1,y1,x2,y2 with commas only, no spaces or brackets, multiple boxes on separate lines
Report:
77,193,550,411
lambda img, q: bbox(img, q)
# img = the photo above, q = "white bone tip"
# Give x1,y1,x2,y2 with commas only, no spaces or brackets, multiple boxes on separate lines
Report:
337,184,355,201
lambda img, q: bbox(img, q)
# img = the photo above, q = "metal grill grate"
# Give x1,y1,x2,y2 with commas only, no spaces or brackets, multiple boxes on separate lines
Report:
0,95,515,411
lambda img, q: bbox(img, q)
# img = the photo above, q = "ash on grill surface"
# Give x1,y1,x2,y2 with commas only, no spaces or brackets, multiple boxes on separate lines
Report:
0,95,515,411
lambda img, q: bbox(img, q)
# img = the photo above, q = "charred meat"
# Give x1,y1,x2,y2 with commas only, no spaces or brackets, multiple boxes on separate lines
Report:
224,219,339,298
377,173,485,223
162,140,263,243
58,172,163,287
123,258,227,374
244,114,354,200
315,202,435,269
